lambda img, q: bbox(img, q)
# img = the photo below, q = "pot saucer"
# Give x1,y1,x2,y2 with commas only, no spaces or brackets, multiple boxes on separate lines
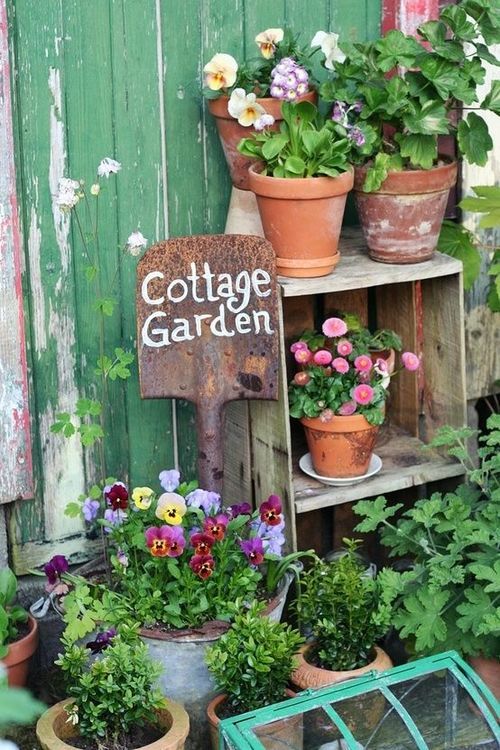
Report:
299,453,382,486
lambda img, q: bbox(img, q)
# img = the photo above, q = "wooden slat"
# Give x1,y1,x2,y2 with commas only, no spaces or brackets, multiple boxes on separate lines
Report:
382,0,439,35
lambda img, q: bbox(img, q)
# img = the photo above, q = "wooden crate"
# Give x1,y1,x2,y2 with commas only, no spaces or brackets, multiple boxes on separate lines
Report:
224,228,467,552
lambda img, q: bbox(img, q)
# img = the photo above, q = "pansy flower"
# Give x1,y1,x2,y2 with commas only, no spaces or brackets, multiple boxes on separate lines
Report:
86,628,117,653
190,532,215,555
104,481,128,510
203,514,229,541
44,555,69,586
82,497,100,522
145,525,185,557
104,508,127,533
254,518,286,556
259,494,282,526
189,553,215,579
132,486,154,510
203,53,238,90
155,492,187,525
159,469,180,492
255,28,284,59
228,502,252,518
186,489,221,515
228,88,266,126
240,538,265,565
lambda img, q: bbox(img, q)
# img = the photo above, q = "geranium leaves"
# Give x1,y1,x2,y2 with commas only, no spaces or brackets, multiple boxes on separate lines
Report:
437,221,481,290
374,30,423,71
395,588,450,652
457,112,493,166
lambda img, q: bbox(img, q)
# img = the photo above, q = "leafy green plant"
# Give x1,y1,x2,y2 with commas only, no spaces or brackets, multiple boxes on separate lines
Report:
296,540,396,671
354,413,500,658
0,568,28,659
238,100,352,178
319,0,500,191
0,664,44,731
205,601,303,714
56,625,164,747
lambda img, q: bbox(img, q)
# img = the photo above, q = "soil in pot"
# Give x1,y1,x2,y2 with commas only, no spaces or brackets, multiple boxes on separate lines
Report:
301,414,379,478
249,165,353,278
208,92,316,190
354,159,458,264
4,614,39,687
68,723,164,750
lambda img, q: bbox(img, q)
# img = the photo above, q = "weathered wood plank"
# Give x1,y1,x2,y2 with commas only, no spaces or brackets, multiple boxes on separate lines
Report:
382,0,439,35
0,0,33,504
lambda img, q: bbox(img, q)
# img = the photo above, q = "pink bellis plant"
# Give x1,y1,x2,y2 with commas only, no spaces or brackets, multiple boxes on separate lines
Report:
288,315,420,425
62,472,314,631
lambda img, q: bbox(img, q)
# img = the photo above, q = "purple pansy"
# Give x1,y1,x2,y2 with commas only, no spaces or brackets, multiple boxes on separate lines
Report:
253,519,286,556
44,554,69,585
240,537,265,565
82,497,100,522
104,508,127,533
87,627,117,653
229,502,252,518
159,469,180,492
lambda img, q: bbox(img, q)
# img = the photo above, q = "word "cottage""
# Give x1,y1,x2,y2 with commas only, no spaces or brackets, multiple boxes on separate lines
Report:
141,262,275,348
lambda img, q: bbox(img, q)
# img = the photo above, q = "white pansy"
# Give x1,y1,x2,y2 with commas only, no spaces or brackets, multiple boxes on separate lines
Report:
203,53,238,90
97,157,122,178
255,28,284,59
311,30,345,69
227,88,265,126
126,230,148,256
57,177,80,210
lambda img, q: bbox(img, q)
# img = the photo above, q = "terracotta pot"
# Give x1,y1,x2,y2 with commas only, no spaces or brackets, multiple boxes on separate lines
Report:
301,414,379,478
207,690,298,750
369,348,395,374
248,165,354,278
469,655,500,702
354,159,458,264
292,643,392,690
36,698,190,750
208,92,317,190
4,614,38,687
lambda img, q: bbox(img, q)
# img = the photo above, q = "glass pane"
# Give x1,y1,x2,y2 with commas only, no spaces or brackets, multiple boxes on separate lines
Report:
252,707,345,750
331,690,420,750
391,670,498,750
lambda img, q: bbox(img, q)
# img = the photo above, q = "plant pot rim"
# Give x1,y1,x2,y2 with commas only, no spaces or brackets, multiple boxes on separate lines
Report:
3,614,38,668
207,688,297,727
300,413,379,432
207,90,317,120
292,642,392,689
36,698,190,750
354,157,458,194
248,163,354,199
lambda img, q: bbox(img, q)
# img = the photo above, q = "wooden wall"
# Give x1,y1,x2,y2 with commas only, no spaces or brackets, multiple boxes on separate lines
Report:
6,0,380,571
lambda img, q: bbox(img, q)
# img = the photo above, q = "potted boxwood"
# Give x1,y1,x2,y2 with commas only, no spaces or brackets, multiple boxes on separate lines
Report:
239,100,354,278
317,0,500,263
292,539,394,689
36,624,190,750
203,28,317,189
0,567,38,687
288,315,420,478
205,601,304,750
354,413,500,699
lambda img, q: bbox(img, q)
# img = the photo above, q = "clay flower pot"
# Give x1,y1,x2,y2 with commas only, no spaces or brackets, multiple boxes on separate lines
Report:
469,655,500,702
207,690,298,750
36,698,190,750
208,92,316,190
369,348,395,374
354,159,458,264
291,642,392,690
301,414,379,478
248,165,354,278
4,614,39,687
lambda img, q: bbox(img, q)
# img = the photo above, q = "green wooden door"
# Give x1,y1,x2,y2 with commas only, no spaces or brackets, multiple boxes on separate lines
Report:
7,0,380,571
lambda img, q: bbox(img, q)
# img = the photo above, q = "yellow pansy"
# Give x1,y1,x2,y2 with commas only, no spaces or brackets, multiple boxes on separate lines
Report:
155,492,187,526
255,28,284,59
132,486,154,510
203,53,238,91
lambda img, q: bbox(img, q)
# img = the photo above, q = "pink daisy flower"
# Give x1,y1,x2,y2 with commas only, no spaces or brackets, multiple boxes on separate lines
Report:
402,351,420,371
354,354,372,373
337,400,357,416
337,339,353,356
352,384,374,405
294,348,312,364
332,357,349,374
313,349,333,366
290,341,308,353
322,317,348,338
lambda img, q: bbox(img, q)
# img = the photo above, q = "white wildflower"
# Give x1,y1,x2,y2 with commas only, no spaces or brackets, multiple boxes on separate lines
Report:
311,30,345,69
97,157,122,178
90,183,100,195
57,177,80,210
126,230,148,256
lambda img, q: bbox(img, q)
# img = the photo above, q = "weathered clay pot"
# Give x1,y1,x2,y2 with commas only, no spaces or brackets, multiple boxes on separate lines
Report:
36,698,190,750
4,614,38,687
208,92,316,190
301,414,379,478
248,165,354,278
354,160,458,264
369,348,396,374
207,690,299,750
292,642,392,690
469,655,500,702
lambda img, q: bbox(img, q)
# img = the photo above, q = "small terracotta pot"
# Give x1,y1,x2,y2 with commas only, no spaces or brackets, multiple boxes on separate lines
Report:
369,348,395,374
354,159,458,264
208,92,317,190
207,690,298,750
36,699,190,750
301,414,379,478
469,655,500,702
4,614,38,687
292,643,392,690
248,165,354,278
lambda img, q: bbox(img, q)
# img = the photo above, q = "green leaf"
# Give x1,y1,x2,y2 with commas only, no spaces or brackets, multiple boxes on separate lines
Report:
75,398,102,418
474,43,500,67
293,100,317,123
469,560,500,593
93,297,116,317
261,134,288,161
84,265,98,282
456,585,496,637
418,56,461,100
284,156,306,175
440,6,477,41
403,100,449,135
437,221,481,290
65,501,82,518
50,412,76,438
482,80,500,115
79,423,105,447
457,112,493,166
362,153,392,193
395,587,450,652
0,686,45,726
353,496,403,532
0,568,17,604
375,30,422,71
398,134,437,170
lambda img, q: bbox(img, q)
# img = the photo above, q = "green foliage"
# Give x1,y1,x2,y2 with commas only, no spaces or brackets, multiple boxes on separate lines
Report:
0,568,28,659
437,221,481,290
0,671,44,730
238,101,352,178
322,0,500,190
56,626,164,745
296,540,396,671
353,413,500,658
205,601,303,714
